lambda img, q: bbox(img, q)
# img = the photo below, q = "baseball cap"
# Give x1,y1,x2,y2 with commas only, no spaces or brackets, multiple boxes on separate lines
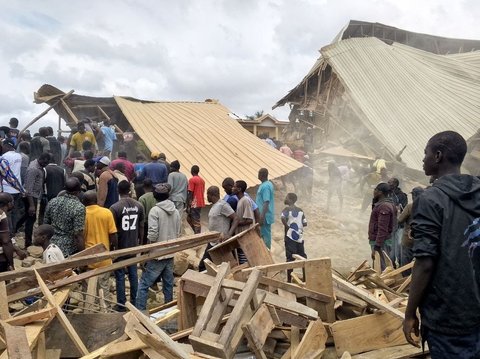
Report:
98,156,111,166
151,151,160,160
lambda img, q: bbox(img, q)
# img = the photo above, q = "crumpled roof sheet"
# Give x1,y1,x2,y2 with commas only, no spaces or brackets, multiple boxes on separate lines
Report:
320,37,480,171
115,97,303,190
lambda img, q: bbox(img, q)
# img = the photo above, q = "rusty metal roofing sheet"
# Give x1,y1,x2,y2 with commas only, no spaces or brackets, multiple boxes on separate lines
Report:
320,37,480,171
114,97,303,190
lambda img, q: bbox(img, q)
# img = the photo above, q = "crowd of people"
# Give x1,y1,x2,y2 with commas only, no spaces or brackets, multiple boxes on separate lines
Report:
0,117,479,357
0,118,282,313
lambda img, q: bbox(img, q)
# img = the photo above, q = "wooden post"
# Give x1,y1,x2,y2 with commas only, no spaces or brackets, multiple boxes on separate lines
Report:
61,99,80,124
20,90,74,133
305,258,336,323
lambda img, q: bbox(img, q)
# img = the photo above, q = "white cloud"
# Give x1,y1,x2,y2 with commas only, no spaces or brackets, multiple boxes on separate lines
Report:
0,0,479,132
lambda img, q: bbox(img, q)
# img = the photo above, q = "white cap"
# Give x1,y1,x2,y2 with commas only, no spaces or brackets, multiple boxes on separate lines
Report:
98,156,111,166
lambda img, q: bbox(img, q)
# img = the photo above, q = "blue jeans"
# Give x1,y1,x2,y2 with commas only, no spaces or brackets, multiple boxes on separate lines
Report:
135,258,174,310
114,263,138,306
424,326,480,359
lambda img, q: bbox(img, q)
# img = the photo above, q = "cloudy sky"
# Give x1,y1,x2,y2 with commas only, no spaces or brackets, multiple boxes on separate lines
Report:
1,0,480,132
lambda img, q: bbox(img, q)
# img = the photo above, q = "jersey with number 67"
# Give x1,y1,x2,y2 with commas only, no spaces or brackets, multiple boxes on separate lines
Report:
110,198,145,249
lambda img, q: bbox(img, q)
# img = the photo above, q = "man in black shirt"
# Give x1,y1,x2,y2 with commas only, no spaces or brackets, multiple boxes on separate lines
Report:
110,180,144,310
38,157,66,225
404,131,480,358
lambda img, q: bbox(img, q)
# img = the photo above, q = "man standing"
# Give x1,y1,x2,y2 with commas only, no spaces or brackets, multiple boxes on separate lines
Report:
43,178,85,257
96,157,119,208
232,180,255,264
100,120,116,157
186,165,205,234
279,142,293,157
388,177,408,268
111,151,135,182
1,139,23,238
69,122,96,156
256,168,275,249
24,153,50,248
46,126,62,165
138,179,156,245
167,160,187,212
83,191,118,294
136,183,180,310
140,152,168,185
198,186,239,271
8,118,19,145
39,156,67,225
110,181,144,310
404,131,480,358
368,182,397,271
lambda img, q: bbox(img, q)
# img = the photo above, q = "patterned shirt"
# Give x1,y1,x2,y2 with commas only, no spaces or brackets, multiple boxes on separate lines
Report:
281,206,307,243
44,194,85,256
24,160,45,198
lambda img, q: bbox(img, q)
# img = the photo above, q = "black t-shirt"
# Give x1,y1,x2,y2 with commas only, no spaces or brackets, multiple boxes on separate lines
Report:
45,165,66,199
110,198,145,249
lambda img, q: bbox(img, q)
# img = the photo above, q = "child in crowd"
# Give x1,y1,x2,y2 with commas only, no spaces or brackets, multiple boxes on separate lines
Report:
281,193,307,282
33,224,65,264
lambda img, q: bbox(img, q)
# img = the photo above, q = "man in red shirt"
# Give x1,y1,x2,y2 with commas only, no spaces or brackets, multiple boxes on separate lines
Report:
186,165,205,234
110,151,135,181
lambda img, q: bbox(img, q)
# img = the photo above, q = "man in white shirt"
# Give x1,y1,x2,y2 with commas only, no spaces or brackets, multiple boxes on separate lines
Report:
1,139,23,238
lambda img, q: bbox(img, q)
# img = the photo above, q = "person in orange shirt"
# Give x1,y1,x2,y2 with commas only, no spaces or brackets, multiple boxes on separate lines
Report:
186,165,205,234
82,191,117,294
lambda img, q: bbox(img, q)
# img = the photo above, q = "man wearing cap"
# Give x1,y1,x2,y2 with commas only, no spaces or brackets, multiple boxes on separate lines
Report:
96,156,119,208
140,152,168,185
136,183,180,310
0,138,23,238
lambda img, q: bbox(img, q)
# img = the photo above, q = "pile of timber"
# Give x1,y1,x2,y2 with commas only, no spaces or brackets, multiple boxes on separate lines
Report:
0,228,426,358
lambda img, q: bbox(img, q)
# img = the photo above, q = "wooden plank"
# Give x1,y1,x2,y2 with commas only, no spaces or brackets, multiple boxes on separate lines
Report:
380,262,414,280
0,282,9,319
125,302,189,359
123,312,165,359
180,270,318,320
6,307,57,326
332,273,405,320
205,289,234,333
178,281,198,330
350,344,427,358
330,312,407,355
292,319,327,359
0,321,32,359
84,276,98,314
1,232,220,283
290,326,300,356
8,236,218,302
242,304,274,349
218,269,263,356
35,332,46,359
61,99,80,123
334,287,368,309
101,337,146,357
45,349,61,359
192,263,230,337
241,260,307,274
347,260,368,281
33,269,89,356
305,258,335,323
236,227,274,266
396,275,412,293
260,275,331,303
372,251,381,274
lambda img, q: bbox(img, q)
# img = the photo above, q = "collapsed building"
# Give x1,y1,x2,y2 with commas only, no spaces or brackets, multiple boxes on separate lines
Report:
33,84,303,190
273,20,480,174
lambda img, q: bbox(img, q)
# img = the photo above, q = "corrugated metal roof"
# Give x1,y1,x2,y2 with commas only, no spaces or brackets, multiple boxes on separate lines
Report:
114,97,303,190
320,37,480,171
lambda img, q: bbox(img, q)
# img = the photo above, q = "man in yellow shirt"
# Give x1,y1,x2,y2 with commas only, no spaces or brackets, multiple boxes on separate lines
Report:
83,191,117,293
69,122,96,155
